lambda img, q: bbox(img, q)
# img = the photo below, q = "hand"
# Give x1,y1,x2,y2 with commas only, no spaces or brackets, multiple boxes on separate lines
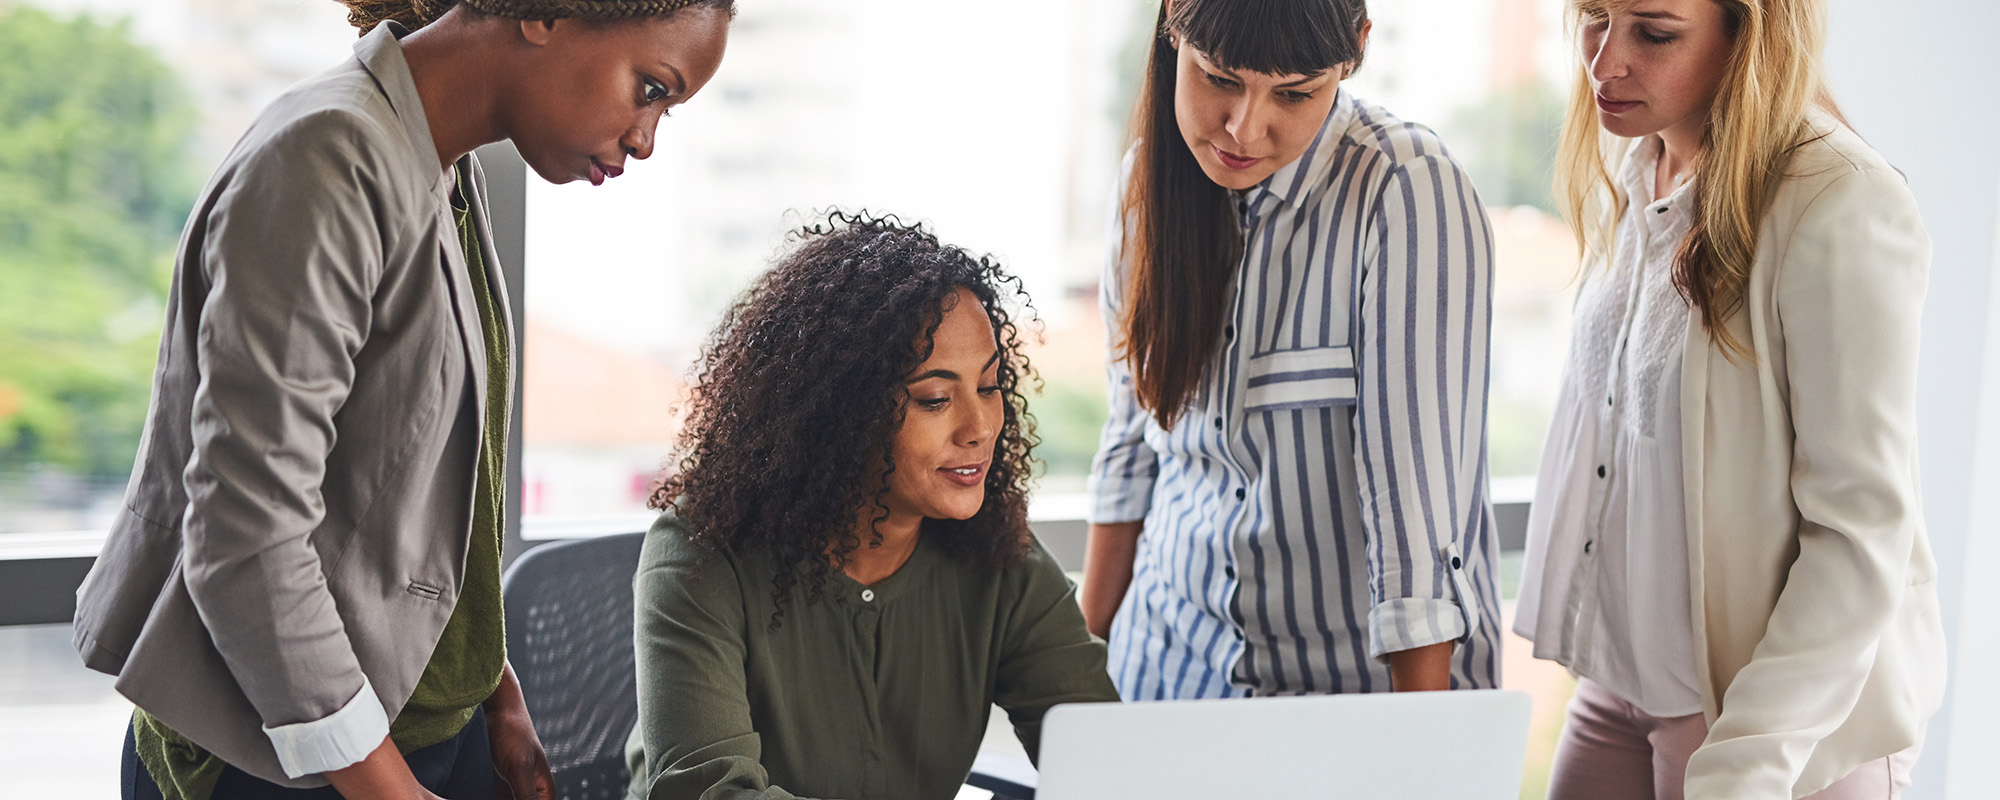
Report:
484,664,555,800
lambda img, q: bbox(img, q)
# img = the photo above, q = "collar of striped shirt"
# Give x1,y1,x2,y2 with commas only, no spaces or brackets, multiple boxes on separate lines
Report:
1240,88,1360,214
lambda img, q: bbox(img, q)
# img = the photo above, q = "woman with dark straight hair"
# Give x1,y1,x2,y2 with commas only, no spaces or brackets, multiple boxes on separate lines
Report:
1082,0,1504,700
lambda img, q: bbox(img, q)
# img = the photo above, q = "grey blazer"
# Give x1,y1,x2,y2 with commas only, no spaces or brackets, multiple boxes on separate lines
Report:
71,23,511,788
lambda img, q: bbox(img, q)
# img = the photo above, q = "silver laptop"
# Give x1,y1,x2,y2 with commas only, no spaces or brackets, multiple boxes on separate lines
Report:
1033,689,1533,799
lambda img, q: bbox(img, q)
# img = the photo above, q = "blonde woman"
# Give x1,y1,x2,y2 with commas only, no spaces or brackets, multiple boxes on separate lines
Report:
1513,0,1945,798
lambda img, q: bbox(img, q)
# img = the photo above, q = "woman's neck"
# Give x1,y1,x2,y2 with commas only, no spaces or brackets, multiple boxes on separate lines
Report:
840,507,922,586
400,12,507,172
1654,126,1703,203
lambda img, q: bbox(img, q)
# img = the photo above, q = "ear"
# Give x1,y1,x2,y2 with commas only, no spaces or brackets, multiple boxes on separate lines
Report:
518,18,558,46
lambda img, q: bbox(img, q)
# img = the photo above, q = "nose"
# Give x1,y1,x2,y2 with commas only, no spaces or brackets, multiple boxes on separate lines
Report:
1222,93,1269,148
622,112,659,161
1585,24,1627,85
959,392,1002,449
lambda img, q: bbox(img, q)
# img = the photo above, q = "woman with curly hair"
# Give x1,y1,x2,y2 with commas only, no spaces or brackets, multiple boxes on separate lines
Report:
626,213,1119,800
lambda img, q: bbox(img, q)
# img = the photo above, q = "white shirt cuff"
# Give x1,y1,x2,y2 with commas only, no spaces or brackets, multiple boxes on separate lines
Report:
262,676,390,778
1087,473,1155,524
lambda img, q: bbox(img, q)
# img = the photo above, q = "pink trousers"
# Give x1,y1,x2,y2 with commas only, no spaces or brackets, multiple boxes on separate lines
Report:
1547,678,1922,800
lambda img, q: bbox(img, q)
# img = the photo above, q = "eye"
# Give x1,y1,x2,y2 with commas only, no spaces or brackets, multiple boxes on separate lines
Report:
914,396,949,411
1280,89,1316,104
1203,71,1238,90
1639,26,1676,44
641,76,672,105
977,384,1002,398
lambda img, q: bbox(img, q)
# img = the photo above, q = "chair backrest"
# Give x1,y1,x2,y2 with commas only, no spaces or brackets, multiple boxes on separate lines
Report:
501,532,648,800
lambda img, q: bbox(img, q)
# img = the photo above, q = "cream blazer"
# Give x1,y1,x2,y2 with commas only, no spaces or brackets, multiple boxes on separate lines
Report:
1675,111,1945,798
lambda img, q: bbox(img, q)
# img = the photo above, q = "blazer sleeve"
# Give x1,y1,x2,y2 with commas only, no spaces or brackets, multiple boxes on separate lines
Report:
1683,165,1931,797
1353,154,1495,658
178,109,403,777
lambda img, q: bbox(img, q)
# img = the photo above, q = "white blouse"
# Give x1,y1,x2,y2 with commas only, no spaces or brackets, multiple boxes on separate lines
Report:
1513,137,1703,717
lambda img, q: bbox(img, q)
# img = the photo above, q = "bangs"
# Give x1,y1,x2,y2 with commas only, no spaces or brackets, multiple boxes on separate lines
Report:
1173,0,1366,76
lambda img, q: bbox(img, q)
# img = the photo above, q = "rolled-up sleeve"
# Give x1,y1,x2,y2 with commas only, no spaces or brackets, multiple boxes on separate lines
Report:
1352,154,1495,658
1088,162,1160,524
179,110,397,777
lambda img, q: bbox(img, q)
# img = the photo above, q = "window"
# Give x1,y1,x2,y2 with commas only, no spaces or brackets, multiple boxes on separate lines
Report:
0,0,355,540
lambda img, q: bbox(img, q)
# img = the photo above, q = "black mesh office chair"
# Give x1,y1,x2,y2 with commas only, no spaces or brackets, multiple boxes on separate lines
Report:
504,530,1037,800
501,532,647,800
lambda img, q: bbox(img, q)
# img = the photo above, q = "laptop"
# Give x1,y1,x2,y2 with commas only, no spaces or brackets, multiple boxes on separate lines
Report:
1031,689,1533,799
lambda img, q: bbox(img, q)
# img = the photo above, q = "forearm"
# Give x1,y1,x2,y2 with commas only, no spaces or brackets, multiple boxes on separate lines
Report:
324,735,436,800
1386,641,1453,692
483,661,529,718
1080,521,1143,639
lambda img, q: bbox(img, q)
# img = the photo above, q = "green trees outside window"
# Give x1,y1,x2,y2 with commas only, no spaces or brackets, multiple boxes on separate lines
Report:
0,6,196,524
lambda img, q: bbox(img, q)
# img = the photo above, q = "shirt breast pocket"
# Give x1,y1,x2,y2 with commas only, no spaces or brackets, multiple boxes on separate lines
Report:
1242,346,1357,412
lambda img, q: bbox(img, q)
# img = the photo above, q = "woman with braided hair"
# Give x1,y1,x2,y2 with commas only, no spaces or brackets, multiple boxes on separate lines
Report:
72,1,730,799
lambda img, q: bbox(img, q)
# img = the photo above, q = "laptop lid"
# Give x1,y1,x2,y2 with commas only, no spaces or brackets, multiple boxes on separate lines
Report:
1035,689,1533,799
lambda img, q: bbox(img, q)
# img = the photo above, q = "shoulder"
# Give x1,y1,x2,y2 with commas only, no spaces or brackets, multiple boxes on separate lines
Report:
1341,93,1468,179
1771,110,1917,226
992,536,1077,606
217,60,424,205
637,512,750,610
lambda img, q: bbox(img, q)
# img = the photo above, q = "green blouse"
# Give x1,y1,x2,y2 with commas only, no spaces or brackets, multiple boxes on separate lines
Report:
625,515,1119,800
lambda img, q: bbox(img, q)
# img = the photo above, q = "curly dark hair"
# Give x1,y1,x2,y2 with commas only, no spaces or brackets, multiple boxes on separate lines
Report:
649,211,1041,626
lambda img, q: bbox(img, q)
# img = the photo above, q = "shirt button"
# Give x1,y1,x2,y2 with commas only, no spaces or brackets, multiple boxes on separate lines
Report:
1584,540,1594,554
1607,396,1614,406
1224,325,1235,341
1214,416,1224,430
1234,488,1246,500
1596,465,1607,479
1450,556,1462,569
1224,565,1237,579
860,589,875,602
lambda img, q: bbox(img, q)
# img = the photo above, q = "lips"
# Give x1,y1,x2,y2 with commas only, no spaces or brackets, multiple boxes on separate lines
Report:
1595,92,1641,115
938,463,987,487
587,158,624,186
1213,145,1261,170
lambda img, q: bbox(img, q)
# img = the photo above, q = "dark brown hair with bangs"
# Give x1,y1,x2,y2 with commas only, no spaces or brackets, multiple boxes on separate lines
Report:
1121,0,1368,427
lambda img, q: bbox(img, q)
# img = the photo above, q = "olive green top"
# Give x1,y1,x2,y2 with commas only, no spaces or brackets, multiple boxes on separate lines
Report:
389,163,511,749
128,164,509,800
625,515,1120,800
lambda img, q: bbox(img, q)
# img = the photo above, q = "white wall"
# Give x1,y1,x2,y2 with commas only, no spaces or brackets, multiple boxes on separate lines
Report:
1821,2,2000,797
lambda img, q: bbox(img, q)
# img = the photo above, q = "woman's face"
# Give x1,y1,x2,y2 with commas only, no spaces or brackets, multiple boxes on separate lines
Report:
504,9,729,185
1172,35,1356,191
882,288,1005,525
1580,0,1735,144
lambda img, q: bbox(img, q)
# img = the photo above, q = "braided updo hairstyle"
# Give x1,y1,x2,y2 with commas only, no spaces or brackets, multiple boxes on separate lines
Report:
336,0,734,35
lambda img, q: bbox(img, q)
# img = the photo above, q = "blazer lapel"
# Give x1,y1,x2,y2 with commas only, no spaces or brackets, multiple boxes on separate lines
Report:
1678,312,1718,721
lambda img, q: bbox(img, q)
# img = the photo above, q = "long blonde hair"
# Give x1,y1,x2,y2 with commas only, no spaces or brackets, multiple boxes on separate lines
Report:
1554,0,1842,357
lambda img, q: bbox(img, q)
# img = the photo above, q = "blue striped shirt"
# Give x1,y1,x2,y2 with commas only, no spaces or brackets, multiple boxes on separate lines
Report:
1090,90,1503,699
